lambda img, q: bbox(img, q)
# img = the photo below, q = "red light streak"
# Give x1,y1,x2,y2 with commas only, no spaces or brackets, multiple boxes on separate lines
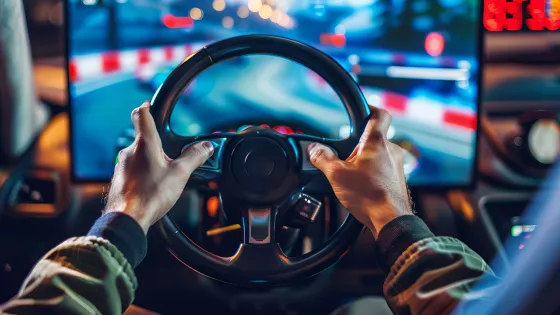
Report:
162,14,194,29
319,34,346,48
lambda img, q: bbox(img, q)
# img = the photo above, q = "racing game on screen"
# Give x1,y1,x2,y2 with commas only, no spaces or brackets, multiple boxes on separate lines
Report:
68,0,481,186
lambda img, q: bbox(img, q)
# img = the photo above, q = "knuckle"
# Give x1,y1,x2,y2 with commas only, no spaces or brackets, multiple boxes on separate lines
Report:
384,111,393,125
378,107,390,119
368,130,385,143
119,147,131,159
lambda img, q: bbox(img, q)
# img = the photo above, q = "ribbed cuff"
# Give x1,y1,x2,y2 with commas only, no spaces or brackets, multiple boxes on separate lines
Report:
376,215,434,273
87,212,147,268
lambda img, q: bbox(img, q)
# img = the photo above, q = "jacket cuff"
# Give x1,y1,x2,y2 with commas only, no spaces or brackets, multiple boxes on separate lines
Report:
87,212,147,268
376,215,434,273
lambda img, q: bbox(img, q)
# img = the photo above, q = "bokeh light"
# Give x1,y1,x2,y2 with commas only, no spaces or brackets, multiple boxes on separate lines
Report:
248,0,262,12
222,16,234,28
213,0,226,12
259,5,273,19
237,6,249,18
189,8,203,20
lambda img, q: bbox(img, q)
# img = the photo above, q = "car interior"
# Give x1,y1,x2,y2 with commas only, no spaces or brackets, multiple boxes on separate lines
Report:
1,0,560,314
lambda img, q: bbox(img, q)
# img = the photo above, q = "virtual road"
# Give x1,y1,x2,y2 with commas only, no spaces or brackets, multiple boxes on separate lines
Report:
72,56,475,185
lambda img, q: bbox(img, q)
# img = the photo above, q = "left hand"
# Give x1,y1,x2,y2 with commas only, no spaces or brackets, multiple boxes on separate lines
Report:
104,101,214,233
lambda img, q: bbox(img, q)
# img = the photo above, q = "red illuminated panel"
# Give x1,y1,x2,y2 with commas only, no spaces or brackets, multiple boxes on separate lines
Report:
162,14,194,29
101,52,121,73
319,34,346,48
207,196,219,217
273,126,294,134
484,0,560,31
483,0,506,31
505,0,523,30
527,0,560,30
483,0,523,31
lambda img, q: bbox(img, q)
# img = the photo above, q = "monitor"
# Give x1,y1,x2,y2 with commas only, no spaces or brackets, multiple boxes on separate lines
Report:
67,0,482,187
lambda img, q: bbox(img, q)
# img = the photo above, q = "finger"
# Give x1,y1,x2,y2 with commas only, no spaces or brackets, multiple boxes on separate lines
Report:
172,141,214,176
131,101,160,146
307,143,341,173
360,106,392,151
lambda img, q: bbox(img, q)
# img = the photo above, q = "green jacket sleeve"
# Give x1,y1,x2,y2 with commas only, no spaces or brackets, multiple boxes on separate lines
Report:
0,236,137,315
376,215,498,315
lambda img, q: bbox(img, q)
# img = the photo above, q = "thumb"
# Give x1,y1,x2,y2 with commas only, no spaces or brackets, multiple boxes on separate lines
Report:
172,141,214,176
307,143,340,173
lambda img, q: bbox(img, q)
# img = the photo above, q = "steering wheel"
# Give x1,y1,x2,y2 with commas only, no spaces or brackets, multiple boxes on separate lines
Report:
150,35,371,286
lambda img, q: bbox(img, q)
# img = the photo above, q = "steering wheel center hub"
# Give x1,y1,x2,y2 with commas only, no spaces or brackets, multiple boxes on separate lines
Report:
231,136,289,194
245,150,275,177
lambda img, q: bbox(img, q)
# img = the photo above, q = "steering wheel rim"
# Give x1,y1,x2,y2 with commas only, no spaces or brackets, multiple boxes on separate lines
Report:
151,35,370,286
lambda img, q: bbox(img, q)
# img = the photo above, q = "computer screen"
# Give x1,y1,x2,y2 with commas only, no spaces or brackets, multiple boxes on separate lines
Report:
67,0,482,186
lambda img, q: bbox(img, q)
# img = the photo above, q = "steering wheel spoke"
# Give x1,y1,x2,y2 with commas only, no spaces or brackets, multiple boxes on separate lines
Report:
240,207,277,245
167,134,241,187
288,134,359,191
225,206,295,279
228,243,293,280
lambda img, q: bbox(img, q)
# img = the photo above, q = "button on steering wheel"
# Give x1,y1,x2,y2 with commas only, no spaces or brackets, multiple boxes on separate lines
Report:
151,35,371,286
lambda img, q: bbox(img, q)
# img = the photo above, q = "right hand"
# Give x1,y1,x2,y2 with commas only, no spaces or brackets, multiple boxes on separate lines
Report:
307,105,413,236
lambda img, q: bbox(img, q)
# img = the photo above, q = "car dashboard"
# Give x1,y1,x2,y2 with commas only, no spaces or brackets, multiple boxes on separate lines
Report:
0,107,552,314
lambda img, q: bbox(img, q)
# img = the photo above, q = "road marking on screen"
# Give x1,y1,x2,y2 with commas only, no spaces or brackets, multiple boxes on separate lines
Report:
74,54,103,78
119,50,140,71
150,48,167,65
406,99,445,125
386,66,469,81
72,73,136,96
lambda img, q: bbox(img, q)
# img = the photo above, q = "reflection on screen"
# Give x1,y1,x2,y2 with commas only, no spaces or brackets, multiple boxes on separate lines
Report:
68,0,481,186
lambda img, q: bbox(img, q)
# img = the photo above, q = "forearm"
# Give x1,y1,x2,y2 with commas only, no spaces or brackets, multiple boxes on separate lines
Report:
375,216,498,315
0,213,147,315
